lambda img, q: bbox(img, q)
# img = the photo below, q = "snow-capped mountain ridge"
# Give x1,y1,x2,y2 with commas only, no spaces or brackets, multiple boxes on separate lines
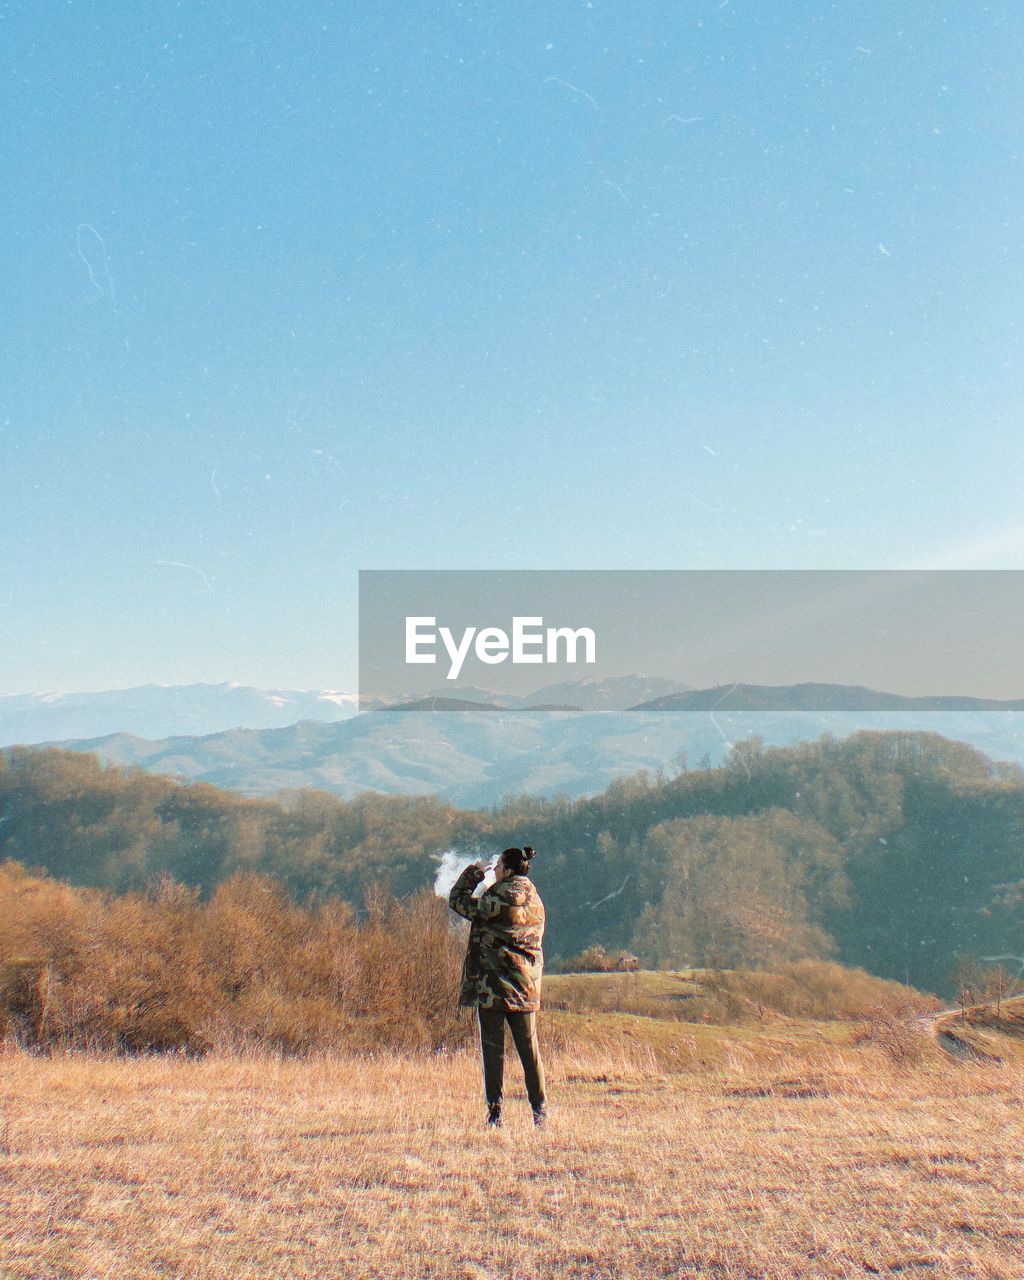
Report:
0,682,379,746
0,675,693,746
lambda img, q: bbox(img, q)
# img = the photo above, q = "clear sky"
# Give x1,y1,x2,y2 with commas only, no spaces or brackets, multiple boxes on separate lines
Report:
2,1,1022,694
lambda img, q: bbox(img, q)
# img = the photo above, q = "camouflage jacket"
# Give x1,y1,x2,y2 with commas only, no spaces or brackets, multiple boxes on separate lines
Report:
448,864,545,1012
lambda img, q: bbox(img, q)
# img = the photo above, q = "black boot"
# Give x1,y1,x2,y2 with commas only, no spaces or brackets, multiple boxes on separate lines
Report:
486,1103,502,1128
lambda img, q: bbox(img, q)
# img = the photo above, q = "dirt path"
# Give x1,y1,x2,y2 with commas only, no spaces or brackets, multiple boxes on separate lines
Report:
922,993,1024,1061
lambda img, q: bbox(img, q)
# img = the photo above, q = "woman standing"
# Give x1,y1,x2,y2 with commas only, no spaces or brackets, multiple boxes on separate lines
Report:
448,846,547,1128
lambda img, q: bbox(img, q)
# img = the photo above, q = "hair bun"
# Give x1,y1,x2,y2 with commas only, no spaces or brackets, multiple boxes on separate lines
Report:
523,845,536,860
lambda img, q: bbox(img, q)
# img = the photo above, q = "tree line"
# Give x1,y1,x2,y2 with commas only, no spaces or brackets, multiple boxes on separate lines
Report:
2,729,1023,994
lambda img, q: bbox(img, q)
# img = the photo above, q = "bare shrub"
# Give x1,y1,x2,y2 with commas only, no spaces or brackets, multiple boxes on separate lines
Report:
0,859,471,1056
560,944,618,973
851,1002,930,1066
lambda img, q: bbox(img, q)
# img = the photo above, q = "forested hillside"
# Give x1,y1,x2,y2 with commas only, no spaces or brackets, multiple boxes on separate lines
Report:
3,730,1023,994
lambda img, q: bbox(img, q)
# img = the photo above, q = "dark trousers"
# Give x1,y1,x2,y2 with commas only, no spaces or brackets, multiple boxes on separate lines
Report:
476,1006,546,1111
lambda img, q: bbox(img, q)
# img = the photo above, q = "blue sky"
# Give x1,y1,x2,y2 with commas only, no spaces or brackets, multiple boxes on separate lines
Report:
2,0,1022,693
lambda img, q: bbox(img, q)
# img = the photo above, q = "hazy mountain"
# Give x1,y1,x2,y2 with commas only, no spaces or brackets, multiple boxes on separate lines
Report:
516,674,692,711
0,675,688,747
386,697,509,712
415,676,693,711
423,685,515,706
0,682,385,746
46,690,1024,808
633,682,1024,712
390,696,583,713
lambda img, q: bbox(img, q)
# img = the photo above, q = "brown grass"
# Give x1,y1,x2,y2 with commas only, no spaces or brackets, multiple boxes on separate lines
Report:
2,1017,1023,1280
544,961,941,1027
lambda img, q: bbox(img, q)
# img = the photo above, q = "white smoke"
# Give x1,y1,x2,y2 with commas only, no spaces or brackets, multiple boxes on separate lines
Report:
432,848,497,899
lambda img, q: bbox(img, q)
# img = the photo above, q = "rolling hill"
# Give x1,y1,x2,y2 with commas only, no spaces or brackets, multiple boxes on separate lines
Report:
40,690,1024,807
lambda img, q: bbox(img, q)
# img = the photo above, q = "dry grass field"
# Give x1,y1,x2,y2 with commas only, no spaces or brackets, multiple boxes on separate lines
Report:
3,1005,1024,1280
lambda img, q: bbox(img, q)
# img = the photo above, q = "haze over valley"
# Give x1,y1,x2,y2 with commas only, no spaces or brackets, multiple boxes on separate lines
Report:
9,675,1024,807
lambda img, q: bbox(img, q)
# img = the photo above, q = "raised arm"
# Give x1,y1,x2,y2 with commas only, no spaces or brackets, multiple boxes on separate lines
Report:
448,862,487,920
449,866,529,923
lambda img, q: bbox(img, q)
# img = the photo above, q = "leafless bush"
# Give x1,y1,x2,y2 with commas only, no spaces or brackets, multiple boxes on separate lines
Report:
0,859,470,1056
851,1002,930,1066
560,944,619,973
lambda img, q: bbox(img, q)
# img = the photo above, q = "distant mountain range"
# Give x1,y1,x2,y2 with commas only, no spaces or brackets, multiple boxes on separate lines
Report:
0,682,377,746
376,675,692,713
629,682,1024,712
0,675,689,746
15,680,1024,809
388,681,1024,715
521,675,692,711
